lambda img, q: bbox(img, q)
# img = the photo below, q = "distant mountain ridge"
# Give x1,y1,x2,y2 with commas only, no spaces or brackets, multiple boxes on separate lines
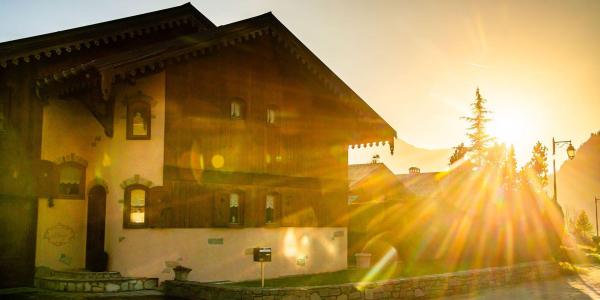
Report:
556,131,600,225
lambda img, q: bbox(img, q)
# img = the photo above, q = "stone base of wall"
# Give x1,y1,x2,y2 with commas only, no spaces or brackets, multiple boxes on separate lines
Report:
165,261,560,300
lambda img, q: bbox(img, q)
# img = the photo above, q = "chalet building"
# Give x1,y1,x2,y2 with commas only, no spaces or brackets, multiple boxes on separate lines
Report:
0,4,395,287
347,163,408,265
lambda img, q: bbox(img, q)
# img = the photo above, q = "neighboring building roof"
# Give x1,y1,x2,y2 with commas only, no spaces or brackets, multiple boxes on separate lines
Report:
348,163,408,204
348,163,386,190
396,171,442,197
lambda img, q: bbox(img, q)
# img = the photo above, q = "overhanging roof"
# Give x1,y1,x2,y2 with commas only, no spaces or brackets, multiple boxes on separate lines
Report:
0,3,215,68
5,4,396,153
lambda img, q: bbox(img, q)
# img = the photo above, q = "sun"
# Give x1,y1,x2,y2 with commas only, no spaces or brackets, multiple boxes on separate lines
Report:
488,117,527,147
487,108,540,166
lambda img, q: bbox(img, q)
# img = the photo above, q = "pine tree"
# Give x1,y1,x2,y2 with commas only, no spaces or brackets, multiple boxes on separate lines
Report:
527,141,549,189
504,145,518,190
574,210,593,238
463,88,494,165
449,142,467,165
486,142,507,165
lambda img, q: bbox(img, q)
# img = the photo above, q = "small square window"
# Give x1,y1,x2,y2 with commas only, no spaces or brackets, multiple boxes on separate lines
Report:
265,192,280,225
267,108,277,124
127,101,151,140
230,100,245,120
229,193,240,224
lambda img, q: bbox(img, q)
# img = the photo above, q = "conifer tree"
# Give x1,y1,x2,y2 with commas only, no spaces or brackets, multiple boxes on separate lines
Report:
463,88,494,165
503,145,518,190
574,210,593,238
449,142,467,165
527,141,549,189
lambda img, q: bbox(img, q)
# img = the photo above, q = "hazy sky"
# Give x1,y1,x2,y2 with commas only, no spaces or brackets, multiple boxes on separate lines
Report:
1,0,598,166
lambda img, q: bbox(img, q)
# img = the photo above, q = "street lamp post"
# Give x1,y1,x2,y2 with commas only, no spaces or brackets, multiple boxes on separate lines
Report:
551,138,575,205
595,197,600,237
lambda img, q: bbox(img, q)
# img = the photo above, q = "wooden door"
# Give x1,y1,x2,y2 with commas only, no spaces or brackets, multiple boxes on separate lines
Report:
0,196,37,287
86,185,107,271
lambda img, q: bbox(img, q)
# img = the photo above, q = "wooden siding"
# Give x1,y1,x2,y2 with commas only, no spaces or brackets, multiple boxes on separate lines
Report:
163,34,349,228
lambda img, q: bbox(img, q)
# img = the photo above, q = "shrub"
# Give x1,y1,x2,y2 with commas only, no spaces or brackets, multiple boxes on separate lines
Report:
586,253,600,264
558,262,586,275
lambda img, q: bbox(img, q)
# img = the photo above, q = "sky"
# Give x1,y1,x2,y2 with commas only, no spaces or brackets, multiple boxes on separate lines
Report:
1,0,598,167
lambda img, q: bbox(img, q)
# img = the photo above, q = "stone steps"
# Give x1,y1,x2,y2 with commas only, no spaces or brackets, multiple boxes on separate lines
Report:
41,270,122,280
0,287,166,299
33,267,159,294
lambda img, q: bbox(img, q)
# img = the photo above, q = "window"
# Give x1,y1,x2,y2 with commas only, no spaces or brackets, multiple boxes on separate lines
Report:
57,162,86,199
230,99,245,119
265,193,280,225
124,185,148,228
229,192,240,224
266,106,278,125
126,101,151,140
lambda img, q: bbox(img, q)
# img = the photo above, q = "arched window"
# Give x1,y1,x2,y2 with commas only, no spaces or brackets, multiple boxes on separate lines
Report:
127,100,151,140
230,99,245,120
57,161,86,199
265,192,281,225
124,184,149,228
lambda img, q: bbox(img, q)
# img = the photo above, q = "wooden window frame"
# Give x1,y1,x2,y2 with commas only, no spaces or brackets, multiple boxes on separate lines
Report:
265,192,281,227
230,99,246,120
126,100,151,140
57,161,86,200
123,184,149,228
228,190,245,227
266,105,279,126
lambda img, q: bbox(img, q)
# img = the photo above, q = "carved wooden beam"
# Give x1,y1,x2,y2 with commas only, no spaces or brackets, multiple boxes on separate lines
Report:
62,88,114,137
80,90,114,137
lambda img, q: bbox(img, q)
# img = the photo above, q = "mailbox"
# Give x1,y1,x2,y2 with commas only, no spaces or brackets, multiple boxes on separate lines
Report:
253,247,272,262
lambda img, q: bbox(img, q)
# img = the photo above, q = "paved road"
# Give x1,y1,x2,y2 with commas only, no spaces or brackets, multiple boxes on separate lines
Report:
442,265,600,300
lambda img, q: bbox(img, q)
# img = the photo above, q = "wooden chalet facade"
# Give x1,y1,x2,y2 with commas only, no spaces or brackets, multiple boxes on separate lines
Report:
0,4,395,285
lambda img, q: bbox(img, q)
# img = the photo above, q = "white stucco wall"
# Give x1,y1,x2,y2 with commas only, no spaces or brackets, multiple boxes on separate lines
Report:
110,227,347,282
37,71,347,282
37,89,106,270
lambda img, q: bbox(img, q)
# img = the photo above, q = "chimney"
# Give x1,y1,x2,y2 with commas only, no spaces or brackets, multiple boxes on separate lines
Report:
371,154,380,164
409,167,420,174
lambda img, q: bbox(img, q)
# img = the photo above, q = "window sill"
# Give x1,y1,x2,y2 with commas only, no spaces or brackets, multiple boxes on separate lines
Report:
56,194,85,200
123,224,147,229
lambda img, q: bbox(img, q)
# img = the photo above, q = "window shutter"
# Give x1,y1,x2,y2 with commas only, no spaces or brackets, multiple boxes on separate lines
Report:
148,186,166,228
281,195,298,227
35,160,58,198
299,194,318,227
213,192,229,227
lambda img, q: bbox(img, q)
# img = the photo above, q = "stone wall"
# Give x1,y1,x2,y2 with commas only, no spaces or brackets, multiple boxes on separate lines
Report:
164,261,561,300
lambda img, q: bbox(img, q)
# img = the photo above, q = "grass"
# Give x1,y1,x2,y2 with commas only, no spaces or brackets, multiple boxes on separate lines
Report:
227,261,476,288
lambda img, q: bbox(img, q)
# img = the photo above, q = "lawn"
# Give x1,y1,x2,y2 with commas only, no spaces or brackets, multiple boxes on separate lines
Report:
227,261,473,288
